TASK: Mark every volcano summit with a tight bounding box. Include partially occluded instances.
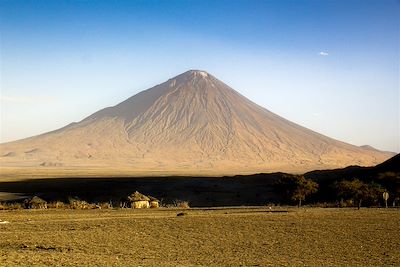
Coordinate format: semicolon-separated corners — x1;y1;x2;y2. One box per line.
0;70;394;174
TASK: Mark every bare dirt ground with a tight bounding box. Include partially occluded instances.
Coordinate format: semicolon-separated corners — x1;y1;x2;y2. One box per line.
0;208;399;266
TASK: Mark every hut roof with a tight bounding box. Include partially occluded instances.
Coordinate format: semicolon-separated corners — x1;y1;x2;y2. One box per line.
148;195;159;202
128;191;150;202
27;196;47;204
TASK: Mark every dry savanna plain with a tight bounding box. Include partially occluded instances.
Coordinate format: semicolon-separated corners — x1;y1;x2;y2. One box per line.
0;207;399;267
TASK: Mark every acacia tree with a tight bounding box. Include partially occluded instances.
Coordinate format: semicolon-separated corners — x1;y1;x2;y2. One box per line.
335;179;384;209
292;176;319;207
276;175;318;207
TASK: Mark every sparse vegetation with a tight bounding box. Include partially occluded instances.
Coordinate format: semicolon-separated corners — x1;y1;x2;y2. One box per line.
275;175;318;207
97;202;113;209
0;194;180;211
47;201;66;209
0;202;24;210
68;197;93;209
334;179;385;209
173;200;190;209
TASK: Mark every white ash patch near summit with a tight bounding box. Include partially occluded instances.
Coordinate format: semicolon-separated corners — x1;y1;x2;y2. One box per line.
199;71;208;77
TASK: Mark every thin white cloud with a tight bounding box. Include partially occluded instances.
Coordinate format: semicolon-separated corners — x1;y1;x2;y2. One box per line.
0;95;56;104
319;51;329;56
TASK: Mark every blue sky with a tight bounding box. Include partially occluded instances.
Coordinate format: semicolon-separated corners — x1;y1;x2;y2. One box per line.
1;0;399;152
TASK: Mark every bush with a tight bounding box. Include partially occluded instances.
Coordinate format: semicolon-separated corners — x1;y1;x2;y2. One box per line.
47;201;66;209
97;202;113;209
68;197;94;209
0;202;24;210
174;200;190;209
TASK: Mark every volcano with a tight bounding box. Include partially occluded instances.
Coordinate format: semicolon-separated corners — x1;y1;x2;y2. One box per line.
0;70;394;174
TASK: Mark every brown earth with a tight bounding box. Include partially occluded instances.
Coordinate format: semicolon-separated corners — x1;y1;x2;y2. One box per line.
0;208;399;266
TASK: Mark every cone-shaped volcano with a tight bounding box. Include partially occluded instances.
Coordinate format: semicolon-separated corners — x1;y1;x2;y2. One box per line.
0;70;394;174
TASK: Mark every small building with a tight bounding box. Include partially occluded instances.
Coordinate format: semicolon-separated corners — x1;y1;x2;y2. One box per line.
148;196;160;208
128;191;150;209
25;196;47;209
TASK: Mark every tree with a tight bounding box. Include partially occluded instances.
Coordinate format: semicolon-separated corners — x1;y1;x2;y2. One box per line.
335;179;385;209
276;175;318;207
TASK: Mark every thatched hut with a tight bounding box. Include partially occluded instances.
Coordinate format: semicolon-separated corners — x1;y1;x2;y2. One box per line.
25;196;47;209
148;196;160;208
128;191;150;209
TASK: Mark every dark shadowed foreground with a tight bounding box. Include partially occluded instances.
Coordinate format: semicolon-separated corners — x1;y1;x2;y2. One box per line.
0;176;280;206
1;154;398;207
0;208;398;266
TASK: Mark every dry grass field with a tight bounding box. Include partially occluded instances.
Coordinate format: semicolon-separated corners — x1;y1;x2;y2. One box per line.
0;208;398;266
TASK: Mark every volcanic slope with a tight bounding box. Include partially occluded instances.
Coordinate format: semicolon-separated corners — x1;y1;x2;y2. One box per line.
0;70;394;174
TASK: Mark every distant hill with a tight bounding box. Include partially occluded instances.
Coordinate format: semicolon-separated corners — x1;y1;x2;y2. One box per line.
305;153;400;182
0;70;394;174
302;154;400;204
